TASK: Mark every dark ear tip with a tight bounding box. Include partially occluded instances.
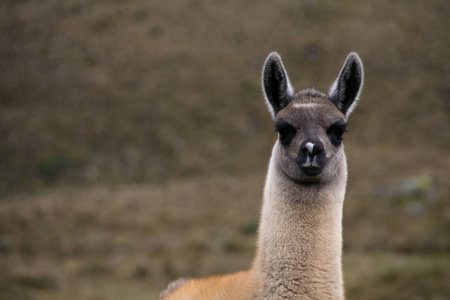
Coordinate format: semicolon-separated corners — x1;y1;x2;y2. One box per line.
265;52;282;65
346;52;363;67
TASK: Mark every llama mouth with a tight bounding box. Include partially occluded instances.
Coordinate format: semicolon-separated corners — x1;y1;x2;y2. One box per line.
287;172;322;185
299;176;322;184
300;166;323;177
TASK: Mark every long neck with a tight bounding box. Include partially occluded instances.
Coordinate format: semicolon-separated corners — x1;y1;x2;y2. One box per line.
253;144;347;300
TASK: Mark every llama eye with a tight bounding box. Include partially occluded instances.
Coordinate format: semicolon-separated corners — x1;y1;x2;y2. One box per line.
275;119;296;146
278;129;296;146
333;128;344;138
327;121;348;146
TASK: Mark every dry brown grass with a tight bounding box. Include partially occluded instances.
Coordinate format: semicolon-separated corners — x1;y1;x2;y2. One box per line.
1;175;449;299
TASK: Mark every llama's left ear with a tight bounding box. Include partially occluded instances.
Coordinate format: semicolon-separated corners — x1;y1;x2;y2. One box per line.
328;52;364;118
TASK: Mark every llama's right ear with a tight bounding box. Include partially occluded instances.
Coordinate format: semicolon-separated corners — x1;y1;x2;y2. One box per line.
328;52;364;119
262;52;294;120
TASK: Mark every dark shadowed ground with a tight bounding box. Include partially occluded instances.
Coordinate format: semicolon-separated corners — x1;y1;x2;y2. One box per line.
0;1;449;299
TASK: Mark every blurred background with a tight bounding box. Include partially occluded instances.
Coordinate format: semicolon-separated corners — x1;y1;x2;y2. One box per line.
0;0;449;299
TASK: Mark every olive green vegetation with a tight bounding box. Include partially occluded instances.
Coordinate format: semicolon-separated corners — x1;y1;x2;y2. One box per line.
0;0;449;299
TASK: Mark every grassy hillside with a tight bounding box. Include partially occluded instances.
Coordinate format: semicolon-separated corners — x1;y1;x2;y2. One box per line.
1;177;450;300
0;0;449;299
1;0;448;193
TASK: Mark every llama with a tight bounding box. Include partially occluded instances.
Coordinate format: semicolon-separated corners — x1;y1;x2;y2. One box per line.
160;51;364;300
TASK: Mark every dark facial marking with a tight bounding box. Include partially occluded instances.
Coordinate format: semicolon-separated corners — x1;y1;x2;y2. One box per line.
327;120;348;146
275;119;296;146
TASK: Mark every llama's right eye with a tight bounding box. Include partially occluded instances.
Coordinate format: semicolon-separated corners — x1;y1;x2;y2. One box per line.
275;119;296;146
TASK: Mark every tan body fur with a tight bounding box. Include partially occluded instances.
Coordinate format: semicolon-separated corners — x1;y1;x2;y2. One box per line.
162;271;256;300
253;140;346;299
160;127;346;300
160;52;363;299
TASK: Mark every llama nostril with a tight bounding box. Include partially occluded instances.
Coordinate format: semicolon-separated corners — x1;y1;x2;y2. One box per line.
314;144;324;154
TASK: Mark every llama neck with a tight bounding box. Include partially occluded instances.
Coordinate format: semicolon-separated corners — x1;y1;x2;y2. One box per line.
253;144;347;300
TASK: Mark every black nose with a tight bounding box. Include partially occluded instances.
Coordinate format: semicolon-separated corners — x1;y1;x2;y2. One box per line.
300;140;324;156
297;139;327;176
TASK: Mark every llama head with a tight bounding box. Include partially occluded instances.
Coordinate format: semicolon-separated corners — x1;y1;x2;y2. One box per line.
262;52;364;184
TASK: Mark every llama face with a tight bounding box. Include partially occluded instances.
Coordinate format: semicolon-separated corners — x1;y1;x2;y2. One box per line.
274;93;347;184
262;52;363;184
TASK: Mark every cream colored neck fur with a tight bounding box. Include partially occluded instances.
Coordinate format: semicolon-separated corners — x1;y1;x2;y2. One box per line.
252;142;347;300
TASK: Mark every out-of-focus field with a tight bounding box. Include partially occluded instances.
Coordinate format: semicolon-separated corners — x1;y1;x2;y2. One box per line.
1;176;450;300
0;0;449;299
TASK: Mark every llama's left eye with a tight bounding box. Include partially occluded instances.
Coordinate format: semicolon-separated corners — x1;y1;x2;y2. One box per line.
333;128;344;138
327;121;348;146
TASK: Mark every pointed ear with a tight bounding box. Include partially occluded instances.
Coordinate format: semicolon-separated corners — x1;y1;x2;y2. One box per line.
262;52;294;120
328;52;364;118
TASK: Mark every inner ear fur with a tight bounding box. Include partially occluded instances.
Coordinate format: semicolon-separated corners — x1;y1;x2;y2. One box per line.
328;52;364;118
262;52;294;120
